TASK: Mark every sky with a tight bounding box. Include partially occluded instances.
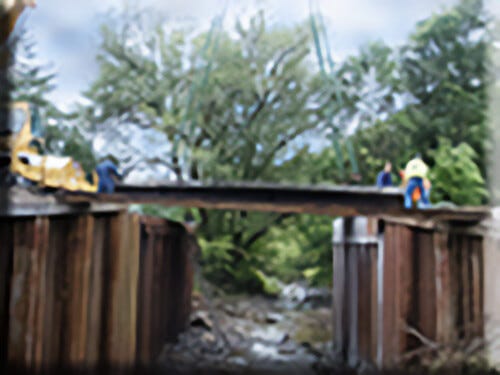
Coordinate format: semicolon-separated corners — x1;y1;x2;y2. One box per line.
12;0;498;110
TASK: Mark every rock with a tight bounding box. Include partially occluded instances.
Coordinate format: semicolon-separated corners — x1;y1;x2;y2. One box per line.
280;282;308;309
281;283;307;302
201;332;216;344
190;311;213;330
227;356;248;367
223;304;237;316
304;288;332;308
253;311;266;323
278;333;290;345
300;342;323;358
265;312;284;324
278;342;297;355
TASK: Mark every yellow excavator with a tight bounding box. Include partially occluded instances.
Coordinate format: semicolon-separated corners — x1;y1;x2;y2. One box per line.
6;101;100;192
1;1;100;192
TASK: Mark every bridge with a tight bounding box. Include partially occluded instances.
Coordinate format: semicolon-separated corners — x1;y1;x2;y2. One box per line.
1;1;497;372
57;182;489;222
0;182;497;372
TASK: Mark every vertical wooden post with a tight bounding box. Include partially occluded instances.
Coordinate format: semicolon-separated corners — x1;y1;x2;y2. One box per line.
66;215;95;365
32;217;50;371
376;220;384;367
7;217;50;370
461;237;471;341
0;219;13;368
106;212;140;366
136;217;195;365
85;216;107;366
381;223;396;366
470;238;482;337
136;220;155;364
434;231;453;344
397;225;414;356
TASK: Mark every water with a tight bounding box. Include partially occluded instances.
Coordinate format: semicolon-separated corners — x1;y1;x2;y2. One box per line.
159;291;339;374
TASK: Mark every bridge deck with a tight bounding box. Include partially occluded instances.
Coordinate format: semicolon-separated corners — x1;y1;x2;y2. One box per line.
58;182;489;222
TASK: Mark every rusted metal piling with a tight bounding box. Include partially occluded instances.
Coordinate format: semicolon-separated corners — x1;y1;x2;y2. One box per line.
333;214;489;369
0;203;194;371
136;216;195;365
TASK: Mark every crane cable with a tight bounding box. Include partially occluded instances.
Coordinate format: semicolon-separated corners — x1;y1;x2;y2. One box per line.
173;1;229;176
184;3;227;166
318;7;359;177
172;15;219;158
309;0;360;180
309;7;345;180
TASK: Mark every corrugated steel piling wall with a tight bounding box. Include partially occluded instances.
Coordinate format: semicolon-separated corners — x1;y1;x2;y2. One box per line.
0;206;194;371
333;216;486;369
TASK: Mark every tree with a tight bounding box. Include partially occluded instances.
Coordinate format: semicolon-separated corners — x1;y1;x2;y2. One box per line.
399;0;489;173
82;1;492;292
84;9;336;290
318;41;404;135
10;29;56;110
82;9;189;177
429;137;488;205
10;29;97;172
44;123;96;173
349;0;490;192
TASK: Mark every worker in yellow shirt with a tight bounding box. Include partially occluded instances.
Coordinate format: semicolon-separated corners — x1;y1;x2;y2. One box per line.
399;169;432;208
403;153;431;209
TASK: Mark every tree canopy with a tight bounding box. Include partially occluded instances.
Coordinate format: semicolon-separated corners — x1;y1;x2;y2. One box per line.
18;0;491;292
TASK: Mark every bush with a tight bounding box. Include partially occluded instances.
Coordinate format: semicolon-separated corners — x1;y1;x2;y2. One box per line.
429;138;488;206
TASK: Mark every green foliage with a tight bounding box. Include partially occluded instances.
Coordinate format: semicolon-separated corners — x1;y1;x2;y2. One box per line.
11;31;57;110
81;0;490;293
398;0;489;172
10;29;97;173
429;138;488;205
350;0;489;196
84;8;335;292
85;10;318;183
44;124;96;173
248;214;333;287
253;270;283;296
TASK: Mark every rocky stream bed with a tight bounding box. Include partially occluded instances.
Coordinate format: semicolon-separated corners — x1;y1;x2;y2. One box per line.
158;284;352;374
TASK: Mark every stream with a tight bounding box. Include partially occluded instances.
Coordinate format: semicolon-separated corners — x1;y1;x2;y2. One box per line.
159;283;351;374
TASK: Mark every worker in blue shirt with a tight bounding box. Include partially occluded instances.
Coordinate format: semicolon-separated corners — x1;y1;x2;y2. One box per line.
376;161;393;188
96;159;123;193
